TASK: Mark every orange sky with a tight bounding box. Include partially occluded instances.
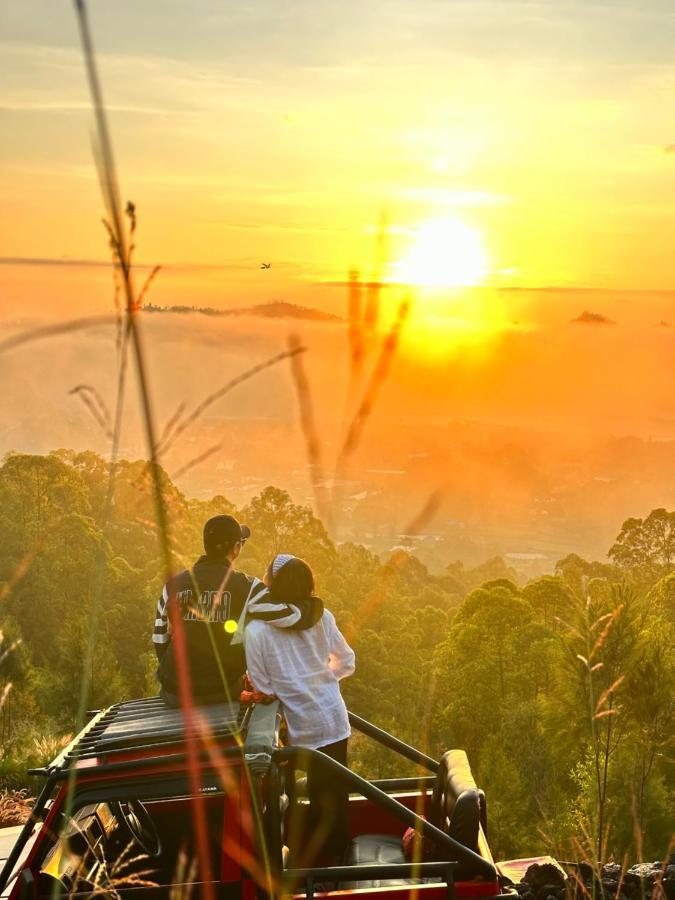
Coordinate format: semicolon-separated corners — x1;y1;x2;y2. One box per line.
2;0;675;320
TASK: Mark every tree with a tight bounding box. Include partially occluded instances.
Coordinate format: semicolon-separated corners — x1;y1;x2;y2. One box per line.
444;556;519;594
645;570;675;625
523;575;574;631
554;553;618;595
431;582;558;857
239;487;336;575
608;508;675;582
0;452;90;565
623;608;674;855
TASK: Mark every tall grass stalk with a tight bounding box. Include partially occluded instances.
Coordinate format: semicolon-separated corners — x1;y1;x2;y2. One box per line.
286;332;332;529
155;345;306;458
72;3;223;896
69;384;114;439
333;295;410;495
72;3;290;894
559;585;627;865
0;315;116;357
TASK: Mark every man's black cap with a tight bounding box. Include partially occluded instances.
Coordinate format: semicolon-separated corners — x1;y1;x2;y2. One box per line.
203;515;251;556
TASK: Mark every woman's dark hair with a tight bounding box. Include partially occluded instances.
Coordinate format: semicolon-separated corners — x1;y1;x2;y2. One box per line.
267;557;315;604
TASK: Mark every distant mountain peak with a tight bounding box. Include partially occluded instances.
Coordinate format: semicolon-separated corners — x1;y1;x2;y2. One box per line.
143;300;342;322
230;300;342;322
570;310;616;326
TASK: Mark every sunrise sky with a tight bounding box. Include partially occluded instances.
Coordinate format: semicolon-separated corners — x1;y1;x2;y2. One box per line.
2;0;675;319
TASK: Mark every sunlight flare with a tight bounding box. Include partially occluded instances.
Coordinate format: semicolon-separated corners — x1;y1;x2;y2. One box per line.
393;217;488;288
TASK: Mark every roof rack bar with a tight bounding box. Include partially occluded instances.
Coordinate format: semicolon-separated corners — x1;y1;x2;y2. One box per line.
348;712;439;772
66;730;211;753
46;707;111;770
47;743;245;781
81;709;171;727
109;695;166;706
78;701;241;729
67;722;242;754
85;717;241;741
95;701;198;718
69;734;243;761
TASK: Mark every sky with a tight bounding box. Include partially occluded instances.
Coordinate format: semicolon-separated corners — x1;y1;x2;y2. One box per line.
2;0;675;319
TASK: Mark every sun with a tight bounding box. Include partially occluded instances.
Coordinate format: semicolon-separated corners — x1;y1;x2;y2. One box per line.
392;217;488;288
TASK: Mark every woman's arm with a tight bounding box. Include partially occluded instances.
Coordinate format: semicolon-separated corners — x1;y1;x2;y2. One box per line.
327;614;356;680
244;624;276;695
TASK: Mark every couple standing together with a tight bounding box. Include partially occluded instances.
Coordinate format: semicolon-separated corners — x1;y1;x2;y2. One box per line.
151;513;356;864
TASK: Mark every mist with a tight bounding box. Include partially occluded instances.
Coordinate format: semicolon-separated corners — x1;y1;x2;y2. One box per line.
3;285;675;575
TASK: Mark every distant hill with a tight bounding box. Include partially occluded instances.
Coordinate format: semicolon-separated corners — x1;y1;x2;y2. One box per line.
570;309;616;326
143;300;342;322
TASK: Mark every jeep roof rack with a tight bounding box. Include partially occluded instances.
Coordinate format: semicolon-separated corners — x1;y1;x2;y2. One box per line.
28;695;247;779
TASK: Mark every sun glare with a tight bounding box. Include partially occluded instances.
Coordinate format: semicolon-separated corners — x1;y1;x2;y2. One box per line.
393;217;488;288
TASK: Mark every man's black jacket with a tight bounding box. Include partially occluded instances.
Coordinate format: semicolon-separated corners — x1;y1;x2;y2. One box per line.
152;555;264;701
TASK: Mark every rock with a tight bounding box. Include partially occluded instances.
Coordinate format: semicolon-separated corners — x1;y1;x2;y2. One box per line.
578;862;596;884
523;864;568;892
603;865;623;881
628;863;659;881
661;867;675;900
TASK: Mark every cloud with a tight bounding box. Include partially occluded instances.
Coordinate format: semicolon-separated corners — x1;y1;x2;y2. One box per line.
0;256;292;273
0;256;112;268
570;310;616;326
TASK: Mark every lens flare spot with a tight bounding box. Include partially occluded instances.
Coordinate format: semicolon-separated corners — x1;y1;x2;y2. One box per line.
224;619;238;634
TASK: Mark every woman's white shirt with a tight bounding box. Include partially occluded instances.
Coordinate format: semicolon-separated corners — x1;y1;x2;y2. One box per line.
244;610;355;750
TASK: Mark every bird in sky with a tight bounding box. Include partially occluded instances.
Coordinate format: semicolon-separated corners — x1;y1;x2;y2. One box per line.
260;262;271;270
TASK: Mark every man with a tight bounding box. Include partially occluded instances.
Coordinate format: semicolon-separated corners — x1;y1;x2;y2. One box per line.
152;514;266;706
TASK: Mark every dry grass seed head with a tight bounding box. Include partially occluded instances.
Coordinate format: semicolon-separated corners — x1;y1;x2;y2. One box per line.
337;295;410;467
171;445;221;481
0;789;34;827
155;345;307;458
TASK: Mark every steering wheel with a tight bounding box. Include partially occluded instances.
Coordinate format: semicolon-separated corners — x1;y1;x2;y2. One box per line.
111;800;162;858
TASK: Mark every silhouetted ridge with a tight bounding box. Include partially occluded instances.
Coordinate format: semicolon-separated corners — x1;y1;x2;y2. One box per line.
143;300;341;322
570;310;616;325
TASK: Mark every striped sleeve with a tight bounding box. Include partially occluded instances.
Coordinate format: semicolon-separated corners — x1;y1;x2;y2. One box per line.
152;584;172;645
245;583;304;628
230;578;268;646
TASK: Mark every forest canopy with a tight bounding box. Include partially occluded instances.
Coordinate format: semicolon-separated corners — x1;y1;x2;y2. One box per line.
0;450;672;862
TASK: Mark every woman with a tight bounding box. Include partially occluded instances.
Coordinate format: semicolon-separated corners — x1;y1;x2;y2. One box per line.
244;554;355;865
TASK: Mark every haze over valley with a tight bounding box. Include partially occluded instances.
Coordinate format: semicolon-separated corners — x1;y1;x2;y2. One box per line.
3;284;675;575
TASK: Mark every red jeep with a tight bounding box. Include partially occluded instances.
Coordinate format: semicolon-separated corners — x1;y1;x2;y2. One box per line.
0;697;538;899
